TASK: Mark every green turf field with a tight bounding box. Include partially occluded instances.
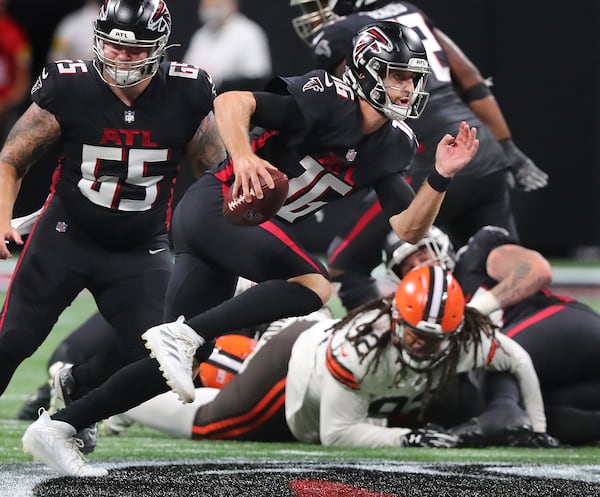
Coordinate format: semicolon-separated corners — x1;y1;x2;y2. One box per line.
2;291;600;497
1;290;600;468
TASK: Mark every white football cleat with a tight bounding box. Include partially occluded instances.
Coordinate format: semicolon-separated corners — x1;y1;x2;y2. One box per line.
22;409;108;477
142;316;204;403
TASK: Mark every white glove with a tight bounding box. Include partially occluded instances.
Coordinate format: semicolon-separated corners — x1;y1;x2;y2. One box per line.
500;139;548;192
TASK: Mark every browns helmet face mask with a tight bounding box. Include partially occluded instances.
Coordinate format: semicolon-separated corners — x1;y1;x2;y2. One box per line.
343;21;430;121
93;0;172;88
384;226;456;283
392;265;465;371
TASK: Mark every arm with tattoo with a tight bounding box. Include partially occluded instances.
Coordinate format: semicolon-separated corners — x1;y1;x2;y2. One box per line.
0;102;60;257
186;111;227;177
484;244;553;309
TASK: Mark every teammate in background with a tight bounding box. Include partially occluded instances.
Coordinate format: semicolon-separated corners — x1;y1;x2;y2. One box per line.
101;267;549;449
385;225;600;446
0;0;31;143
291;0;549;311
47;0;105;62
183;0;272;92
2;0;226;477
22;20;478;477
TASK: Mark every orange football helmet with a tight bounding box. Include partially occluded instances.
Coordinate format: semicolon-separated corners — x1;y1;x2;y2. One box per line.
393;265;465;370
199;334;257;388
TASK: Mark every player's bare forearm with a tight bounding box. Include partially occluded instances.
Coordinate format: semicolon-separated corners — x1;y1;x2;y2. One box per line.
187;112;227;176
486;244;553;308
0;102;60;178
388;183;443;243
213;91;256;160
468;97;511;140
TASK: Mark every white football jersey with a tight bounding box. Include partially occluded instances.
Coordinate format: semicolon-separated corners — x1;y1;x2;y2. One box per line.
285;309;545;447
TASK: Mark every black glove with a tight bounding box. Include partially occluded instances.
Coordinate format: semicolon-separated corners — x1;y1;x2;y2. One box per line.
401;427;460;448
521;432;561;448
500;138;548;192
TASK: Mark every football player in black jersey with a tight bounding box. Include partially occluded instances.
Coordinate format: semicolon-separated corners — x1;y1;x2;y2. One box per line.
5;0;226;477
291;0;549;311
385;225;600;446
21;20;478;477
140;20;478;407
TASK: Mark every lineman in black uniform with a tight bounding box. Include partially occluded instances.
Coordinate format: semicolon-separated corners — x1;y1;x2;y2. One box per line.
22;20;479;477
453;226;600;445
8;0;225;477
386;225;600;445
291;0;549;310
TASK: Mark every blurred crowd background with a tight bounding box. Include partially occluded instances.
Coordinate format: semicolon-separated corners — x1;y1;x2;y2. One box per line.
3;0;599;259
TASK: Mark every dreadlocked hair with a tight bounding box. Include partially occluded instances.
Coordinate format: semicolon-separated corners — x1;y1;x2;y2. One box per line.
328;296;395;377
407;306;499;422
325;298;499;423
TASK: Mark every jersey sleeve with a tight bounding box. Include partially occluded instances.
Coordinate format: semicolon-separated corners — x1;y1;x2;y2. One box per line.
279;70;356;132
479;332;546;433
455;225;518;297
319;365;413;447
30;61;73;119
168;62;216;120
465;226;518;255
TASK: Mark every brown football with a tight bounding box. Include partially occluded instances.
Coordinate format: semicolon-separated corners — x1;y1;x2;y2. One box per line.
223;169;289;226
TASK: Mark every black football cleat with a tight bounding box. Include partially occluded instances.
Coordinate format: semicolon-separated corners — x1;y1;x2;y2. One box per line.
449;417;486;448
17;383;51;421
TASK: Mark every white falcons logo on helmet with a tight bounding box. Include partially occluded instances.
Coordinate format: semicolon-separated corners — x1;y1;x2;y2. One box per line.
147;1;170;33
352;27;393;65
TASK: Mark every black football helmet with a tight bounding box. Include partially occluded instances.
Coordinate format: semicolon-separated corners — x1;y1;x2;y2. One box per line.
383;226;456;283
343;21;430;121
93;0;171;88
290;0;339;46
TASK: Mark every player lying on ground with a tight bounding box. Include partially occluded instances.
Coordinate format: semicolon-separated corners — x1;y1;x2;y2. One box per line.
101;267;552;449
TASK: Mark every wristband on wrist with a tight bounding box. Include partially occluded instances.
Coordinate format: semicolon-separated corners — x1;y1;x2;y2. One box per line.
427;168;452;193
462;81;492;103
467;289;500;315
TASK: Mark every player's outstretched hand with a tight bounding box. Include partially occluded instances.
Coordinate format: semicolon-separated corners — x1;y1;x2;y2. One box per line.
434;121;479;178
500;139;548;192
400;427;461;448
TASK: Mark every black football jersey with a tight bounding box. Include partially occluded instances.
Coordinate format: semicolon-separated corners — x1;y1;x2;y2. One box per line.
454;226;568;326
314;2;506;184
30;60;215;247
213;70;417;224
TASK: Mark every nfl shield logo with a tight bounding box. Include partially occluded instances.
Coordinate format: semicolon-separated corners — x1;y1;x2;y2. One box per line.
55;222;68;233
345;149;357;162
124;110;135;123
